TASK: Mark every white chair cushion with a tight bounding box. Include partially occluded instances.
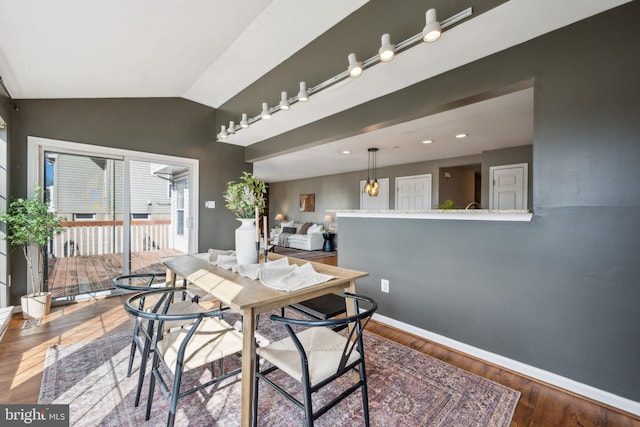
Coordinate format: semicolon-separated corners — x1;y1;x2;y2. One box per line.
156;317;243;374
257;327;360;387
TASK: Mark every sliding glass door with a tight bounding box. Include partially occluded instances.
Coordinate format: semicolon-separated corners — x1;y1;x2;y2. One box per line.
29;139;198;300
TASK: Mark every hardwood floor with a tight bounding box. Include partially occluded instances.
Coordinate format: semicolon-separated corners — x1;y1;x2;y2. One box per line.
47;249;182;298
1;254;638;426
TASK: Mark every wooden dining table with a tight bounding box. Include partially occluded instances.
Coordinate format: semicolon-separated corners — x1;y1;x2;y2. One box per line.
162;252;368;427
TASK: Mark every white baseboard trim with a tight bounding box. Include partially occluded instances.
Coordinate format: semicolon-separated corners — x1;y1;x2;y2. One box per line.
373;313;640;417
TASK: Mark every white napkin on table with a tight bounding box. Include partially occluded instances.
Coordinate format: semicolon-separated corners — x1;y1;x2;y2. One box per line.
258;262;336;292
208;249;236;264
238;257;291;280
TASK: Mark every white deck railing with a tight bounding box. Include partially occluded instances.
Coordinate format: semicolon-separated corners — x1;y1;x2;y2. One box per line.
49;221;171;258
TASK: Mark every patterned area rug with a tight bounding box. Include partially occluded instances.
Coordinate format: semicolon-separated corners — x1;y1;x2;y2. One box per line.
39;312;519;426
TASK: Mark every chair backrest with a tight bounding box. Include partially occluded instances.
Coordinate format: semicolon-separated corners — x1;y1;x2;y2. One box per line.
124;287;222;323
112;272;169;292
269;292;378;375
124;288;229;360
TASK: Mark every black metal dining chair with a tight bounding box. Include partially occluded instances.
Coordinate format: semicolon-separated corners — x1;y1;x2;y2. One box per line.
113;272;204;407
124;287;243;427
253;293;378;427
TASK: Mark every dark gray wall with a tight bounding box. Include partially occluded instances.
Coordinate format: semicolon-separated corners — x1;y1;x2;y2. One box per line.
8;98;250;304
268;3;640;402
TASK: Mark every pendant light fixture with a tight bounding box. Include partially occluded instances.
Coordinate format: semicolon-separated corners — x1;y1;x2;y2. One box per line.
364;148;379;197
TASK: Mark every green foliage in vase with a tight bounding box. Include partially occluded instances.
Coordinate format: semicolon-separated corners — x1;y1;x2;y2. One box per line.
223;172;267;218
0;186;65;295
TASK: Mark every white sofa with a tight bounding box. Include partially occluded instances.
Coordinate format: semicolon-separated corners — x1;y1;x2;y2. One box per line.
277;222;325;251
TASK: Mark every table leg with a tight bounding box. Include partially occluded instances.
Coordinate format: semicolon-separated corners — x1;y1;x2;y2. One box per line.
165;267;177;287
344;279;357;317
241;308;256;427
344;280;361;380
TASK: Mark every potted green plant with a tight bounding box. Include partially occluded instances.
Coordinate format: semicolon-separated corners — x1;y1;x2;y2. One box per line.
223;172;267;218
223;172;267;265
0;186;65;319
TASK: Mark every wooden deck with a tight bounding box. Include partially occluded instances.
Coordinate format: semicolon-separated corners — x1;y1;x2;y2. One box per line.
46;249;183;298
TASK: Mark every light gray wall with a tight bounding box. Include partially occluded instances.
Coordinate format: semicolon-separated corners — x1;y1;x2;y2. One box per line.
269;148;528;214
267;3;640;403
8;97;251;304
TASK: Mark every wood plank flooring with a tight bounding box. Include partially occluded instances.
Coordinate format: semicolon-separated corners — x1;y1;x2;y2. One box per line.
47;249;182;298
1;253;638;426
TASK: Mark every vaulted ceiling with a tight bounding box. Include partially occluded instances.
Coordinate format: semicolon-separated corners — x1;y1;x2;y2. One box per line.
0;0;631;181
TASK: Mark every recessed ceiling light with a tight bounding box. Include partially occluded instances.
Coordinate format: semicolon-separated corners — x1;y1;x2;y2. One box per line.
455;133;468;139
342;150;350;154
422;139;433;144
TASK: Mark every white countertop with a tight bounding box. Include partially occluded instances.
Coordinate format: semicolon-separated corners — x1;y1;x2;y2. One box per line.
330;209;533;222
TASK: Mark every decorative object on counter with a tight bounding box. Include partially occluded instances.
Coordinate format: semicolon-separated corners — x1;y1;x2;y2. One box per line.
299;193;315;212
437;199;456;209
0;185;65;319
223;172;267;265
364;147;379;197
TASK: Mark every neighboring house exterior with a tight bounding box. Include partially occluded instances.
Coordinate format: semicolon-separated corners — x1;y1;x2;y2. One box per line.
46;153;189;255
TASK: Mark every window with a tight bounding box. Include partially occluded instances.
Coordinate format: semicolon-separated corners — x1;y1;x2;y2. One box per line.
73;213;95;220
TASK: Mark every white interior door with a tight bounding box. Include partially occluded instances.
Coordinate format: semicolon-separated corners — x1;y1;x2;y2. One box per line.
359;178;389;210
489;163;528;209
395;174;432;210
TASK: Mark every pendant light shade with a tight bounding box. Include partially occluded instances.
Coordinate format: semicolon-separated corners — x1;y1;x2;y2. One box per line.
297;81;309;102
348;53;363;78
422;9;442;42
379;33;395;62
219;125;228;139
228;121;235;134
240;113;249;128
364;148;379;197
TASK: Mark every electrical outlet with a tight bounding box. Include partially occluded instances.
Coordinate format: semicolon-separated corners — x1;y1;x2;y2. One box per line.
381;279;389;293
205;201;216;208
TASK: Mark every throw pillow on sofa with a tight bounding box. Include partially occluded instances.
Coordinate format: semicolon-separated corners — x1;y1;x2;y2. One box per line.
298;222;313;234
307;224;323;234
281;220;295;228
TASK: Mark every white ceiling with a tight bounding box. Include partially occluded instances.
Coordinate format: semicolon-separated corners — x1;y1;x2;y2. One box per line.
0;0;631;182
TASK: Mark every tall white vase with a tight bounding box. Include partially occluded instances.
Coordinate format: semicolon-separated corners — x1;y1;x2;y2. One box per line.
235;218;258;265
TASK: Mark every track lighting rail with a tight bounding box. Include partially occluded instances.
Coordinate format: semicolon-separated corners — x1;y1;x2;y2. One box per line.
218;7;472;140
